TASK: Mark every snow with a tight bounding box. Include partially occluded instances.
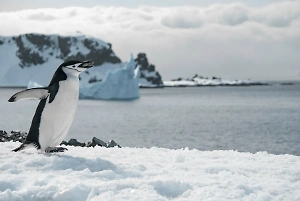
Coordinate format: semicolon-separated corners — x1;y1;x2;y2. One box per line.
164;77;267;87
163;80;197;87
1;141;300;201
79;55;140;100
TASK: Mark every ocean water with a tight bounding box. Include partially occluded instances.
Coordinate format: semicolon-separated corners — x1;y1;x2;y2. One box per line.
1;83;299;155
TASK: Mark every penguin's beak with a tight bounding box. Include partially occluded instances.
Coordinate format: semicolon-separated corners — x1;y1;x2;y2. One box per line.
79;60;94;68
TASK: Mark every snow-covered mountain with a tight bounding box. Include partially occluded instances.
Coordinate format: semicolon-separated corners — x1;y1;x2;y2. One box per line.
0;34;122;87
0;33;162;88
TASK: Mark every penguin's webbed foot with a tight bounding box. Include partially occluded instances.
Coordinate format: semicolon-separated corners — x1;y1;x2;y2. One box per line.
45;147;68;153
12;143;26;152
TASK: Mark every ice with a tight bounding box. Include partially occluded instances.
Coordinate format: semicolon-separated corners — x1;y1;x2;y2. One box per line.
79;55;140;100
0;142;300;201
27;81;43;89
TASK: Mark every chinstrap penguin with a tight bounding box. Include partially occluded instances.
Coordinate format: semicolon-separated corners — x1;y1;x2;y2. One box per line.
9;60;94;153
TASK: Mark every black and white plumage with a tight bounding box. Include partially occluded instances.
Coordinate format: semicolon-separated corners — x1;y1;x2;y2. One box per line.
9;60;94;153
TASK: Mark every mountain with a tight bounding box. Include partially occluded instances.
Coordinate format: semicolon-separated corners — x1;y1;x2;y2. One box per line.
135;53;164;88
0;33;162;88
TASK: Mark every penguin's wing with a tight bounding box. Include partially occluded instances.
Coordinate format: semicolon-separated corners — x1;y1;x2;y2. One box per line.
8;87;49;102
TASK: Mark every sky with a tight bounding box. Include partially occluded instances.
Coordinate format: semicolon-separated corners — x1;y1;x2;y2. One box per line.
0;0;299;81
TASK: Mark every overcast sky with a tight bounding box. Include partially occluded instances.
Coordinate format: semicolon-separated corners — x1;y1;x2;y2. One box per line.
0;0;299;81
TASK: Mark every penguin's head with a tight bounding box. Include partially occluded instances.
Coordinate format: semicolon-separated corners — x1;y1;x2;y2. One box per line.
61;60;94;76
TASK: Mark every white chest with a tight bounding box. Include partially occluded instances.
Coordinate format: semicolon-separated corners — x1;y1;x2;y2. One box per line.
39;76;79;149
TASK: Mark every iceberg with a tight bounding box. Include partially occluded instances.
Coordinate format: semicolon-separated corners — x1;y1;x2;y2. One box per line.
27;80;43;89
79;55;140;100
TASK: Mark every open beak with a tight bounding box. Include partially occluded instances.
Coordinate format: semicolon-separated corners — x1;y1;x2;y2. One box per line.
79;60;94;68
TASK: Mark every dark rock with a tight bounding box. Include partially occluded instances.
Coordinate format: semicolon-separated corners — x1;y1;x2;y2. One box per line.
86;141;97;147
15;35;45;68
135;53;164;87
0;130;7;136
212;76;220;80
92;137;107;147
0;130;27;142
67;138;86;147
58;36;71;58
107;140;121;148
0;129;121;148
26;34;52;49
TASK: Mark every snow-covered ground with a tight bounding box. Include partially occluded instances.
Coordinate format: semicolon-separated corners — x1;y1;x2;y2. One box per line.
1;142;299;201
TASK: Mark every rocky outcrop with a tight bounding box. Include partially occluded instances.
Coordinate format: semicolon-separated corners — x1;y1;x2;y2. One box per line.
135;53;164;88
0;130;121;148
0;130;27;142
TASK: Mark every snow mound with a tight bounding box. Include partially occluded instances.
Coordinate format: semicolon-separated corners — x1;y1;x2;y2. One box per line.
1;141;300;201
79;55;140;100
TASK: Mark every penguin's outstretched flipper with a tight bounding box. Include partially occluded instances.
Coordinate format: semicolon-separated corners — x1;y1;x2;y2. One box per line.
8;88;49;102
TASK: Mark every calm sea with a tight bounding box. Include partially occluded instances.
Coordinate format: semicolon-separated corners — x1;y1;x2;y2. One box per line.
1;82;299;155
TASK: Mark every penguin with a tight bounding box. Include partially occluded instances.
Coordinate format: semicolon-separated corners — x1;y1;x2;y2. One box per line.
9;60;94;153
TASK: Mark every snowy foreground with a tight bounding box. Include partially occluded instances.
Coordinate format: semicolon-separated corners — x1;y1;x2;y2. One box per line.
1;142;300;201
